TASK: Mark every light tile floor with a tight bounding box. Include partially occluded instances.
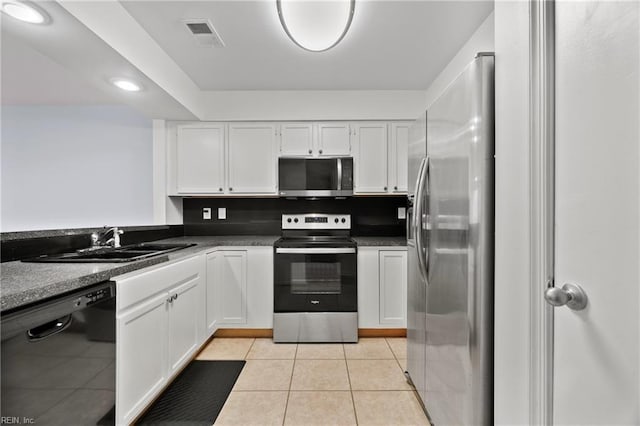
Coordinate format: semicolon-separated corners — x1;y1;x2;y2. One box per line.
197;337;430;426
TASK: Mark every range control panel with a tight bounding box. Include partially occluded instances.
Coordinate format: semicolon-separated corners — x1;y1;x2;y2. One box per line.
281;214;351;230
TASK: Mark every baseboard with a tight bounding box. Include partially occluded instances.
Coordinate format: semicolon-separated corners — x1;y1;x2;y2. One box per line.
214;328;273;338
358;328;407;337
213;328;407;338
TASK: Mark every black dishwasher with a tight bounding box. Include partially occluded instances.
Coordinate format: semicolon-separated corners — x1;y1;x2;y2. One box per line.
1;281;116;425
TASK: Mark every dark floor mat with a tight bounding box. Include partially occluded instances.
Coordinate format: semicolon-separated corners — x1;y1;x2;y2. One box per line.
136;360;245;425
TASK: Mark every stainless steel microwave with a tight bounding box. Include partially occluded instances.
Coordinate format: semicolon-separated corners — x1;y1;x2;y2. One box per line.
278;157;353;197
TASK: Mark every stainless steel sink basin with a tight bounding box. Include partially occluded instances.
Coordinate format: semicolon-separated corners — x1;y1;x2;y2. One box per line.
23;243;196;263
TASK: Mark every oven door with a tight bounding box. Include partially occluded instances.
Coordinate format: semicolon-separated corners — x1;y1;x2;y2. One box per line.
274;247;357;312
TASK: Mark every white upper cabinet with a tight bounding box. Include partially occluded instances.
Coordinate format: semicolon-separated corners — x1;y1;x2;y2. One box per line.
388;122;409;193
353;122;389;193
353;121;410;194
280;122;351;157
170;120;408;195
279;122;314;156
227;123;278;194
316;122;352;156
176;124;225;194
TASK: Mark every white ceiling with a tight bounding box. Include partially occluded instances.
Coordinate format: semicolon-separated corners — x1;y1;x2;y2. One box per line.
1;32;118;105
121;0;494;90
0;0;493;118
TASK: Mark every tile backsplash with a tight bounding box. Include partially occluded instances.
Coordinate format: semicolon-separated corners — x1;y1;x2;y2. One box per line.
183;197;407;236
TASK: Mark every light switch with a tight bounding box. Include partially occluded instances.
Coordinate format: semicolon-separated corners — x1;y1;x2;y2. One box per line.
398;207;406;219
218;208;227;220
203;208;212;220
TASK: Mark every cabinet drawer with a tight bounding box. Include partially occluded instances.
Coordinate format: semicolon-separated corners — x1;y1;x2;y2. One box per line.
116;255;203;312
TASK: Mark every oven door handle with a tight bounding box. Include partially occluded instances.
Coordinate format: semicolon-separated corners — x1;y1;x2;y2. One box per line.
275;248;356;254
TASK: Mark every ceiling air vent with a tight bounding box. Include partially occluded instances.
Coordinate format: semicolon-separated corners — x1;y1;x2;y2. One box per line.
183;19;225;48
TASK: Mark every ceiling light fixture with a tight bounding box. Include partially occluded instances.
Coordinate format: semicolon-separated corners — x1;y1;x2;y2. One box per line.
277;0;355;52
110;78;142;92
1;1;47;24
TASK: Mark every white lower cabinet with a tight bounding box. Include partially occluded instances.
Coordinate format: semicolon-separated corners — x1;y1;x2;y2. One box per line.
208;250;247;325
115;255;206;425
358;247;407;328
167;278;201;374
116;292;167;426
206;247;273;329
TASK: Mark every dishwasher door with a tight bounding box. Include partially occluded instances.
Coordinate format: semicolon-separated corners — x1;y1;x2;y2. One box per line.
1;281;116;425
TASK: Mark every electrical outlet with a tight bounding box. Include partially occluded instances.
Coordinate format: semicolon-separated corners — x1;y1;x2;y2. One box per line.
398;207;406;219
203;208;212;220
218;208;227;220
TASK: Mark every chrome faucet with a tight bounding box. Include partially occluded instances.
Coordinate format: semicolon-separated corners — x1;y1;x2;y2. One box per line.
91;226;124;248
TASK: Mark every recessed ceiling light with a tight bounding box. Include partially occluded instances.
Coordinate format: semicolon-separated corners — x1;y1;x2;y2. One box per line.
1;1;46;24
277;0;355;52
110;78;142;92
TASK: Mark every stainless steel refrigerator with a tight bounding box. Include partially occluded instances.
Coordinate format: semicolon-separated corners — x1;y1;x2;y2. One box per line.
406;53;494;426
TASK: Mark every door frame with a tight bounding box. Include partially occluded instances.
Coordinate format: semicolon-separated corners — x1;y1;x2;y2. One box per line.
528;0;555;424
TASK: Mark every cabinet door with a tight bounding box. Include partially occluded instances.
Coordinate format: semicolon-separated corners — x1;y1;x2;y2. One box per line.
167;276;201;375
245;247;274;328
354;122;389;193
316;122;351;156
214;250;248;325
117;293;168;425
205;252;218;334
379;250;407;326
389;123;409;193
176;125;225;194
280;122;314;156
227;123;277;194
357;248;381;328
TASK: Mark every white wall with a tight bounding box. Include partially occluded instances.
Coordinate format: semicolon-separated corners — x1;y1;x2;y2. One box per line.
493;2;533;425
424;12;495;109
1;105;153;231
198;90;427;121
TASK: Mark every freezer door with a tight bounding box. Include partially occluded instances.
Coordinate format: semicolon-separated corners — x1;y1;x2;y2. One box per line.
424;54;494;426
406;204;427;407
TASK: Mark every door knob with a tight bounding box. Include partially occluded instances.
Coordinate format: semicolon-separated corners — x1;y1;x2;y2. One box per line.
544;283;588;310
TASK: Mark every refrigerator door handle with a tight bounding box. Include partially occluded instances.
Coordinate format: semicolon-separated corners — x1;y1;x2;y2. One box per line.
415;157;430;283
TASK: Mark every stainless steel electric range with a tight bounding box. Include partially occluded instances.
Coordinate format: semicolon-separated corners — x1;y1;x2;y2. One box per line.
273;214;357;343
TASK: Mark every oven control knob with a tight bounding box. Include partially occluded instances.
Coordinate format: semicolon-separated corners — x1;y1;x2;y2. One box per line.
334;218;339;223
341;218;346;223
287;218;292;223
294;218;299;223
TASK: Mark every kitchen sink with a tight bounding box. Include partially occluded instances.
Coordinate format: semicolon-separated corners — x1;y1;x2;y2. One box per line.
23;243;196;263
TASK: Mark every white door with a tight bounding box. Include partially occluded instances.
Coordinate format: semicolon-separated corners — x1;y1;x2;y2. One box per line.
280;122;314;156
214;250;248;325
176;125;225;194
378;249;407;326
116;293;167;425
389;123;409;193
553;1;639;424
166;276;201;374
353;122;388;193
227;123;277;194
316;122;351;156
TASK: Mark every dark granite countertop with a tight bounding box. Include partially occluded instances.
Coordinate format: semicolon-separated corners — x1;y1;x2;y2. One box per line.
1;225;180;242
353;237;407;247
0;235;279;313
